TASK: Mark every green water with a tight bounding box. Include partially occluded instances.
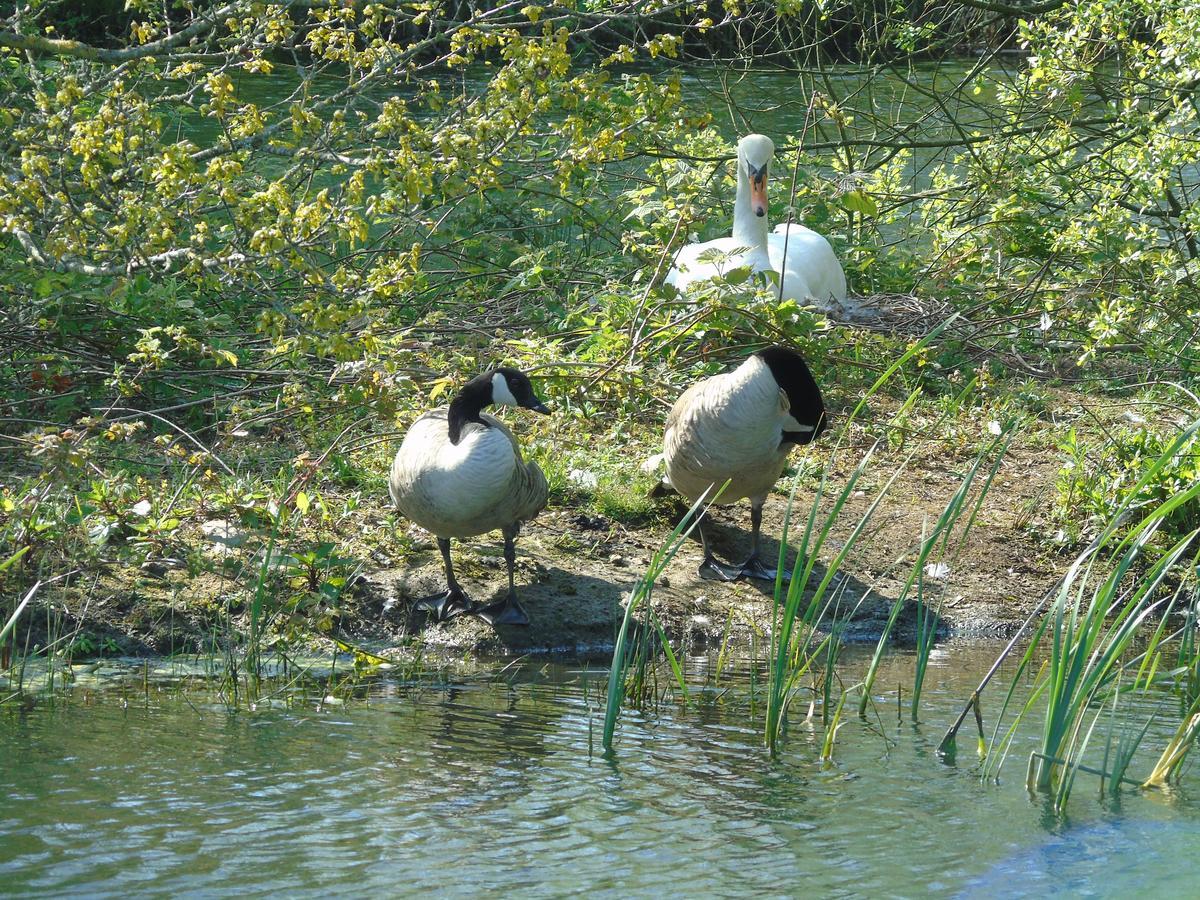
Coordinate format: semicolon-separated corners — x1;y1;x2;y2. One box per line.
2;643;1198;897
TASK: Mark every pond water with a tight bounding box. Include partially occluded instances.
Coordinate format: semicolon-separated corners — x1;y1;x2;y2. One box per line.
2;642;1197;897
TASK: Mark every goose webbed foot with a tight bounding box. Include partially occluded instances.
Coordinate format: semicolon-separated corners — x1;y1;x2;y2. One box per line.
699;556;744;581
474;592;530;627
739;554;790;583
414;587;474;622
699;554;790;583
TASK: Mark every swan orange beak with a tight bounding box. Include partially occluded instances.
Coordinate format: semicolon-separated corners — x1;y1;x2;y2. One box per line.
748;163;768;218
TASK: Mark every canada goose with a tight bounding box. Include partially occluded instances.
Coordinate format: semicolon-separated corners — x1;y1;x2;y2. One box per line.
666;134;847;311
389;368;550;626
663;346;825;581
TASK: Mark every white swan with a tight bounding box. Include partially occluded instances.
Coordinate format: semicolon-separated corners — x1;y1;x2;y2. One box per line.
663;346;826;581
389;368;549;626
665;134;847;312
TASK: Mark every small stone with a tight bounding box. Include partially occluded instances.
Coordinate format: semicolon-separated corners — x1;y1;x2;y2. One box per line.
568;468;599;489
200;519;248;548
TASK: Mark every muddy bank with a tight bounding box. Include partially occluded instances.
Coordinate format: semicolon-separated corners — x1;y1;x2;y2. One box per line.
17;442;1063;662
353;443;1062;656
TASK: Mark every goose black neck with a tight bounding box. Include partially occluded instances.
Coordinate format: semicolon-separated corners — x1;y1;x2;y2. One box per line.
446;374;494;445
755;346;826;444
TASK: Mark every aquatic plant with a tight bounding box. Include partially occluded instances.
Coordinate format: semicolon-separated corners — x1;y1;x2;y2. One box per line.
974;416;1200;808
895;426;1014;721
763;441;897;754
1143;698;1200;788
763;327;961;753
602;485;717;753
0;549;32;651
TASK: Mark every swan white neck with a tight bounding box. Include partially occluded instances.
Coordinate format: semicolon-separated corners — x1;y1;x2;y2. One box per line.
732;157;769;254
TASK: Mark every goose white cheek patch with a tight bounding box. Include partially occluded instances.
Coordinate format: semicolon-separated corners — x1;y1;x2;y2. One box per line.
782;413;815;433
491;372;518;406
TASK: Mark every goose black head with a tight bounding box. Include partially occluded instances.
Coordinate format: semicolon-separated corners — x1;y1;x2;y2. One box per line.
754;346;826;445
488;367;550;414
447;367;549;444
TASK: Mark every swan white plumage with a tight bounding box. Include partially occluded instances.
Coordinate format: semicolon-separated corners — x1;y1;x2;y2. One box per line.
389;368;549;626
663;346;826;581
665;134;848;312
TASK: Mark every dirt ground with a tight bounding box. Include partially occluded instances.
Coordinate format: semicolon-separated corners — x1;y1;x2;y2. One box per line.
33;439;1065;661
349;440;1064;657
29;409;1073;662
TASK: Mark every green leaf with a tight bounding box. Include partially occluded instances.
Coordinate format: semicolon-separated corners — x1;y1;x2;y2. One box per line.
0;546;29;572
720;265;752;285
841;190;878;217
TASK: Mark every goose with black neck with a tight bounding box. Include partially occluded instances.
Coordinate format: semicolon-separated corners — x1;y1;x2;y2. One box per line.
389;368;550;626
662;345;826;582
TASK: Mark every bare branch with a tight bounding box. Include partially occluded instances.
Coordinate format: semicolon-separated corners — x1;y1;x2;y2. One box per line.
9;228;246;277
0;2;242;63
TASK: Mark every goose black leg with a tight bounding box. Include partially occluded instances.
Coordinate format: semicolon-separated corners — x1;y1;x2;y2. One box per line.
474;526;530;626
699;520;743;581
414;537;474;622
739;502;787;582
698;504;788;583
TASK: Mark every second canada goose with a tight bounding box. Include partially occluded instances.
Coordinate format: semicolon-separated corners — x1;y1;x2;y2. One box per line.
663;346;825;581
389;368;550;626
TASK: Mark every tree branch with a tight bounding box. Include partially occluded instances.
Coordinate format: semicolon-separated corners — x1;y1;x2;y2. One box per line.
0;2;242;63
954;0;1069;16
9;228;245;277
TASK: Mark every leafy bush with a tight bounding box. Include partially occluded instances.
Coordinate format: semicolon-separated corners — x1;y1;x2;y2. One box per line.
1055;424;1200;545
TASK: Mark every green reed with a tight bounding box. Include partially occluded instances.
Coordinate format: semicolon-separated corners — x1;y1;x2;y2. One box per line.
602;484;718;753
904;426;1014;721
764;323;965;754
1144;696;1200;787
978;417;1200;808
764;441;904;753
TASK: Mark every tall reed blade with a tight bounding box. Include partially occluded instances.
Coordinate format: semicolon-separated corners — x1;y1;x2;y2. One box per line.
1144;697;1200;787
980;454;1200;801
602;483;722;754
0;579;40;647
860;426;1013;718
765;443;902;752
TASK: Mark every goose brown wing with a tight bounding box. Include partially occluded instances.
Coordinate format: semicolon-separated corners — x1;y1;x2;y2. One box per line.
481;413;548;524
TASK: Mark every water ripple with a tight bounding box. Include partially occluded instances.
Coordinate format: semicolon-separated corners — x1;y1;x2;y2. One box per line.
1;646;1198;897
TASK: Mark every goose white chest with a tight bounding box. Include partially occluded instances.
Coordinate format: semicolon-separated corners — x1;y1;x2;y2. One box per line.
390;410;523;538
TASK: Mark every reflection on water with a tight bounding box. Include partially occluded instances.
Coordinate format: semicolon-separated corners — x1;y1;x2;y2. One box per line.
1;643;1196;897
